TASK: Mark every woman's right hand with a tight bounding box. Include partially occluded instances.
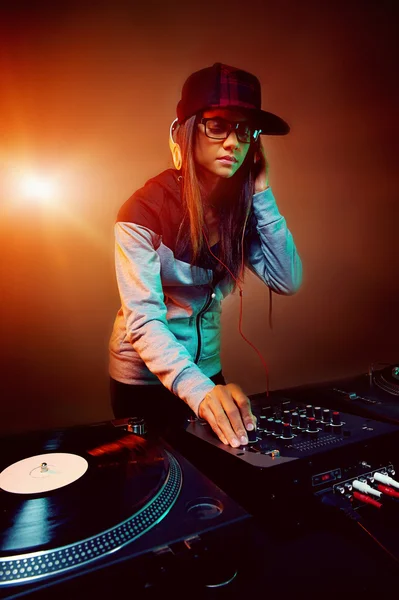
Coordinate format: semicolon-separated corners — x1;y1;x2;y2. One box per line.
198;383;256;447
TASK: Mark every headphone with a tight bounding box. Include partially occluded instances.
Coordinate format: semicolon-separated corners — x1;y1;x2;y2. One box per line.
169;118;182;170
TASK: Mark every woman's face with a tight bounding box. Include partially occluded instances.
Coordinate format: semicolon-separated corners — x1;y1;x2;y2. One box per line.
194;108;252;184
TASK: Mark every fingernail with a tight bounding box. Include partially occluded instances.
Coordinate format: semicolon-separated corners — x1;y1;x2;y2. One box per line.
240;436;248;445
246;422;254;431
231;438;240;447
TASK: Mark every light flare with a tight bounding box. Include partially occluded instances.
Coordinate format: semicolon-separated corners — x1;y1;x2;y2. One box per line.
19;173;57;205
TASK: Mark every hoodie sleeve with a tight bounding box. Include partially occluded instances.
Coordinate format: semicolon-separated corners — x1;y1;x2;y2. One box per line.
246;187;302;294
114;219;216;417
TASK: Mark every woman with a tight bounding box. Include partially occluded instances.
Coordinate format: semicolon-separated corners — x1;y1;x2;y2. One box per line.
109;62;302;447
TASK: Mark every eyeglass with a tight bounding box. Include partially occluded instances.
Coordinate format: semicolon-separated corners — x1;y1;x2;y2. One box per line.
199;117;261;144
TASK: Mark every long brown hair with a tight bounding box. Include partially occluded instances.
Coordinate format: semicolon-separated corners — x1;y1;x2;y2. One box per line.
175;114;259;291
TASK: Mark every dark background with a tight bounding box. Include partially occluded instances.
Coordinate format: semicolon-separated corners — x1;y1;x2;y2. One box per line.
1;0;398;434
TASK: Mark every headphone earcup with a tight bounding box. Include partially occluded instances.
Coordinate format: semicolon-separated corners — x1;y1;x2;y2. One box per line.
169;119;182;170
173;144;182;170
169;139;182;171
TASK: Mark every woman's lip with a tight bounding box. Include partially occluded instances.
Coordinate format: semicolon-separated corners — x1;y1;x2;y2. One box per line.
217;157;237;163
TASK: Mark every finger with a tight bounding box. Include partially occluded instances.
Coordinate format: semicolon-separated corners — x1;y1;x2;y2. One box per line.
200;405;232;446
218;397;249;444
212;423;229;446
211;388;250;445
200;388;252;447
214;408;243;447
228;387;256;431
207;399;245;447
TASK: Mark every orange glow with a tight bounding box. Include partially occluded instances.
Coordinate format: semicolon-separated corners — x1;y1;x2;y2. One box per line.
19;173;57;204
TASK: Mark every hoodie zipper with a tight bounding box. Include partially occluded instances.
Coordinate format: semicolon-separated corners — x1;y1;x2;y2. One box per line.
194;283;215;364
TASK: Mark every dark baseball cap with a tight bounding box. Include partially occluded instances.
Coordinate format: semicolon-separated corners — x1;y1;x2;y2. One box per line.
176;62;289;135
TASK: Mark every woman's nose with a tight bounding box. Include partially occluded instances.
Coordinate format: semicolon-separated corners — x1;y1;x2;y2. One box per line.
223;130;240;149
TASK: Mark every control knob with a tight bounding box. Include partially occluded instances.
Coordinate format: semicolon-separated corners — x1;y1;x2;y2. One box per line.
261;406;274;418
331;411;342;427
306;404;314;418
291;412;299;427
281;422;294;439
299;414;308;429
247;428;258;444
307;417;318;433
283;411;292;424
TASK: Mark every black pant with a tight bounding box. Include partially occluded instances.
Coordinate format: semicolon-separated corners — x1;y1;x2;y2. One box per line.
110;371;226;437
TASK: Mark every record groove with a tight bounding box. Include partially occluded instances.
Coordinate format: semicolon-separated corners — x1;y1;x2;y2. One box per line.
0;451;182;586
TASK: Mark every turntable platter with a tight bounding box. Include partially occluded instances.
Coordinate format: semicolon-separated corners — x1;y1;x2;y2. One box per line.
374;365;399;396
0;453;88;494
0;422;182;586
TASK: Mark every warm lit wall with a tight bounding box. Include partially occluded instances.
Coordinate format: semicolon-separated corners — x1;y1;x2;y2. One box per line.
1;1;398;434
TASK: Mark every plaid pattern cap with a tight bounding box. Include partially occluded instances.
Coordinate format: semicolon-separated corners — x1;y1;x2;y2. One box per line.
176;62;289;135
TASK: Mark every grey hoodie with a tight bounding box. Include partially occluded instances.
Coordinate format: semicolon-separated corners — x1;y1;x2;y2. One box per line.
109;169;302;416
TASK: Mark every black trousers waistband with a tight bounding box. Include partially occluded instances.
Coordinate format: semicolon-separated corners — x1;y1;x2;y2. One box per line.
110;372;226;436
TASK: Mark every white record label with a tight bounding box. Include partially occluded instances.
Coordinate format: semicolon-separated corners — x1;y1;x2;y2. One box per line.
0;453;89;494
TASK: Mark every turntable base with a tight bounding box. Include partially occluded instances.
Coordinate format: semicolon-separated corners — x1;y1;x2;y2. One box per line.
0;419;249;598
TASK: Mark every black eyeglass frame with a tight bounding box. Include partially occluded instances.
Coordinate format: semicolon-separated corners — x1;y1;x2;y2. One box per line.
199;117;261;144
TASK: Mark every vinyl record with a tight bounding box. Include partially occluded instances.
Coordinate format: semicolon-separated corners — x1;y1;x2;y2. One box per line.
0;421;180;563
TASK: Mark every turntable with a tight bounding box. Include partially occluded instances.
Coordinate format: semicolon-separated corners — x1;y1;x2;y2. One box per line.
0;418;250;598
277;363;399;425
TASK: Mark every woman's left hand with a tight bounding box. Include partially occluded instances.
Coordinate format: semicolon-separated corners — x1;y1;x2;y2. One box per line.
254;140;270;194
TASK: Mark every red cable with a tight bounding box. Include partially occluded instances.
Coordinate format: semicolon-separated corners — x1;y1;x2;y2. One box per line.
202;220;270;395
377;484;399;499
357;521;399;565
353;491;382;509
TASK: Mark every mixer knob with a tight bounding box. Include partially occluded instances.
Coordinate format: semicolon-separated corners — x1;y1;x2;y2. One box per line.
332;411;342;426
291;412;299;427
306;405;314;418
247;428;258;444
299;414;308;429
274;420;283;436
307;417;318;433
314;407;322;420
267;418;275;433
281;423;293;439
261;406;274;418
283;411;292;424
322;409;331;423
